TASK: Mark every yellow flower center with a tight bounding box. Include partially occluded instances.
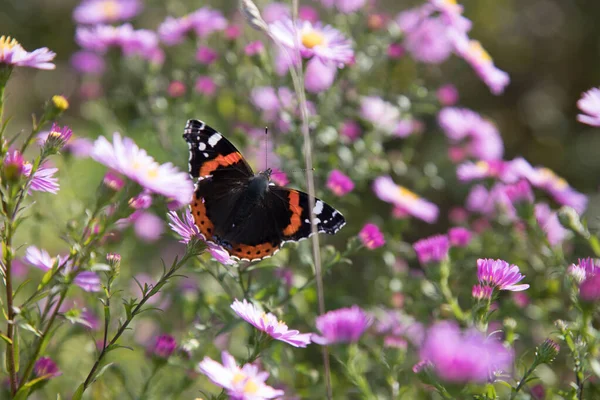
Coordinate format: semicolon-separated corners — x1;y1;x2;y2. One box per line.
398;186;419;201
102;0;119;19
539;168;568;189
243;379;259;394
475;160;489;172
52;95;69;111
0;36;19;58
444;0;458;5
48;130;62;139
232;372;246;384
301;31;325;49
147;167;159;179
469;40;492;63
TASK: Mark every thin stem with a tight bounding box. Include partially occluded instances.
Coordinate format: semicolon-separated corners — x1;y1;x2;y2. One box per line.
510;362;538;400
4;220;17;395
439;259;466;322
139;363;161;399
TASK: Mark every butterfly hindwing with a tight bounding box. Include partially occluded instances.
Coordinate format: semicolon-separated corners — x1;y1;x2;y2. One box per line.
183;119;253;180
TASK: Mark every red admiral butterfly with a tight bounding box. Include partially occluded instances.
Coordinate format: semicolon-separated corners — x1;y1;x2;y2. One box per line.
183;119;346;262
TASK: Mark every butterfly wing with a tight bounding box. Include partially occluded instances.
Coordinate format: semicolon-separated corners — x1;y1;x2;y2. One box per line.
183;119;253;180
222;186;346;261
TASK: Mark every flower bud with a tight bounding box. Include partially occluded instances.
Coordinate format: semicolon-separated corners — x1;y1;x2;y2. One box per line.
558;206;589;238
34;357;62;379
106;253;121;276
239;0;269;32
152;334;177;359
535;339;559;364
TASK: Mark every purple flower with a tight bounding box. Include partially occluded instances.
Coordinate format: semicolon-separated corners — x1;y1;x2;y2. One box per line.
477;258;529;292
133;212;165;242
457;160;519;183
24;246;66;271
0;35;56;70
41;123;73;150
3;150;27;180
304;57;337;93
568;263;587;284
437;84;459;106
312;305;371;345
374;310;424;347
190;7;228;37
158;16;192;45
129;192;152;209
419;321;513;383
196;46;218;65
70;51;105;75
74;271;102;292
580;274;600;302
244;41;264;56
231;299;312;347
373;176;439;223
28;164;60;194
263;2;290;23
271;168;289;186
535;203;569;246
503;180;535;204
198;351;284;400
340;120;361;141
34;357;62;379
194;76;217;96
326;170;354;196
76;24;158;61
387;43;405;59
73;0;141;24
91;133;193;205
577;87;600;126
448;227;472;247
299;6;320;22
472;284;493;300
152;334;177;358
403;16;454;64
167;80;186;98
360;96;401;135
103;171;125;191
413;234;450;265
358;223;385;249
167;209;236;265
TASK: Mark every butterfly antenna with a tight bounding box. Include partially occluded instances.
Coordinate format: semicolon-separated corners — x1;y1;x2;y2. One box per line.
264;126;268;171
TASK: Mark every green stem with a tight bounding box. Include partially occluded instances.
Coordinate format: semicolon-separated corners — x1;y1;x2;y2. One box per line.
138;363;161;400
439;259;466;322
4;219;17;395
510;362;539;399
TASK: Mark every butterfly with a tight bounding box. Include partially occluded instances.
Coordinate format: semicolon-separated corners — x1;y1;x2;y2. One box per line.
183;119;346;262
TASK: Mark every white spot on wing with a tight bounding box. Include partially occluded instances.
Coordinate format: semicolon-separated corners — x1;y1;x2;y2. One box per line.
199;142;207;151
208;133;222;147
313;200;324;215
203;152;209;158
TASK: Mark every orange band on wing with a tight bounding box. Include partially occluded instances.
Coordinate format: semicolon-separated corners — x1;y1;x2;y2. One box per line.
199;152;243;177
283;190;303;236
230;242;280;259
191;195;215;239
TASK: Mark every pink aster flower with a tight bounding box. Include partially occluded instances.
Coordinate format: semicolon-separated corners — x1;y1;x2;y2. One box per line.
413;234;450;265
503;180;535;204
158;7;226;44
472;284;493;300
270;168;289;186
312;305;371;345
40;123;73;150
387;43;405;59
76;24;159;61
194;76;218;96
419;321;513;383
580;274;600;302
70;51;105;75
199;352;284;400
304;57;337;93
402;16;454;64
231;299;312;347
457;160;520;183
358;223;385;249
151;334;177;359
448;227;472;247
73;0;142;25
373;176;439;223
477;258;529;292
326;170;354;196
74;271;102;292
34;357;62;379
577;87;600;126
167;209;236;265
263;2;290;23
569;258;600;284
360;96;402;135
244;41;265;56
133;212;164;242
0;36;56;70
535;203;569;246
340;120;361;141
322;0;366;14
3;150;28;180
28;164;60;194
196;46;218;65
91;133;193;205
437;84;459;106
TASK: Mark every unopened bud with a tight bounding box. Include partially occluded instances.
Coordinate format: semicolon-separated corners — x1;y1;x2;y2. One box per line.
239;0;269;33
535;339;560;364
557;206;589;238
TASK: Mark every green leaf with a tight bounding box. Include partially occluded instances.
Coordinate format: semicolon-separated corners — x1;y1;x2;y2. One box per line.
0;333;12;345
72;383;85;400
13;332;19;373
92;362;114;383
590;359;600;378
13;386;31;400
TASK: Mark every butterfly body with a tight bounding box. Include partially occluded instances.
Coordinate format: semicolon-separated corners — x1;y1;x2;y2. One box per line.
184;119;345;262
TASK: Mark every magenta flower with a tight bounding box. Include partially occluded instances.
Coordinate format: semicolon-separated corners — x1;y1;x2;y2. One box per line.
312;305;371;345
133;212;164;242
472;284;493;300
448;227;472;247
28;164;60;194
568;264;587;284
70;51;105;75
158;7;226;45
198;351;284;400
167;81;186;98
535;203;569;246
413;234;450;265
457;160;519;183
73;0;141;24
3;150;28;180
477;258;529;292
230;299;312;347
40;123;73;150
76;24;158;61
321;0;366;13
244;41;264;56
304;58;337;93
419;321;513;383
326;170;354;196
437;84;459;106
402;16;454;64
0;36;55;70
387;43;405;59
373;176;439;223
503;180;535;204
74;271;102;292
34;357;62;379
270;168;289;186
151;334;177;358
91;133;193;205
358;223;385;249
196;46;218;65
167;209;236;265
340;120;361;141
577;87;600;126
580;274;600;302
194;76;217;96
262;2;290;23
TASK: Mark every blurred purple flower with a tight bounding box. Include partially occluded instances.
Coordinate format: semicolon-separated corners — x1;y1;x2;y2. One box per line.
198;351;284;399
133;212;164;242
437;84;459;106
472;284;493;300
167;209;236;265
103;171;125;191
326;169;354;196
360;96;401;134
577;87;600;126
263;2;290;23
503;180;535;204
73;0;141;24
34;357;62;379
413;234;450;265
477;258;529;292
244;41;264;56
419;321;513;383
231;299;312;347
340;120;361;141
24;246;67;271
568;263;587;284
321;0;366;13
299;5;319;22
466;184;491;214
76;24;158;61
3;150;27;180
189;7;227;37
28;164;60;194
129;192;152;210
403;16;454;64
274;267;293;289
158;16;192;45
305;57;337;93
196;46;218;65
167;80;186;98
0;35;55;70
387;43;405;59
580;274;600;302
374;310;424;347
359;223;385;249
271;168;289;186
70;51;105;75
535;203;568;246
457;160;518;183
448;227;472;247
152;334;177;358
194;76;218;96
224;25;242;40
312;305;371;345
373;176;439;223
74;271;102;292
91;133;193;205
